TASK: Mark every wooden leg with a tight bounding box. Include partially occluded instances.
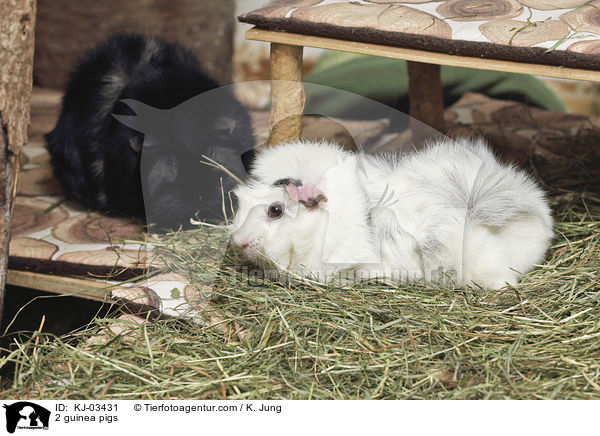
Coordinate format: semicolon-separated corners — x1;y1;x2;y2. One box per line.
407;61;445;144
268;43;305;146
0;0;37;327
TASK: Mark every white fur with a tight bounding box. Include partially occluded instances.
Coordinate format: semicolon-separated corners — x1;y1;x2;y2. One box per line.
229;138;554;289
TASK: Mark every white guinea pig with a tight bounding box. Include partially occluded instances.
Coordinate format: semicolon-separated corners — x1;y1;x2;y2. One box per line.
230;138;554;289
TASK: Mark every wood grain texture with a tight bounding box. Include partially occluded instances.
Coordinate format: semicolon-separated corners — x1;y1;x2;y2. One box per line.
519;0;590;11
568;40;600;55
0;0;37;326
241;0;321;19
28;86;61;138
51;213;143;244
246;28;600;82
369;0;436;3
480;19;569;47
0;0;36;154
23;143;51;165
408;61;445;142
112;286;160;308
6;270;115;301
11;196;68;236
56;248;150;270
561;2;600;36
183;283;214;312
437;0;522;22
9;237;57;259
16;167;62;196
291;3;452;39
268;43;305;145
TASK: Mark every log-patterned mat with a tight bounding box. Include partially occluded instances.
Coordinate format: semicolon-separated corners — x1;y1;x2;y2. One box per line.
11;89;150;280
240;1;600;71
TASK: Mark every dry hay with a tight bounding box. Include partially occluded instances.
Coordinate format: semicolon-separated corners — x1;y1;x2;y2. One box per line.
1;128;599;400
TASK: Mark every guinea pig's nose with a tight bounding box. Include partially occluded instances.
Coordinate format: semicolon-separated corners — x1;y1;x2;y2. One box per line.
231;232;250;250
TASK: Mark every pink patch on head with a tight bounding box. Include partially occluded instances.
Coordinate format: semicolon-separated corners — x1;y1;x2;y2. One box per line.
285;182;327;209
284;184;301;202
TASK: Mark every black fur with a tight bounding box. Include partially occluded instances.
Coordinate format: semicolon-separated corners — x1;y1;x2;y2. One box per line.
240;148;257;175
46;33;254;230
273;178;302;187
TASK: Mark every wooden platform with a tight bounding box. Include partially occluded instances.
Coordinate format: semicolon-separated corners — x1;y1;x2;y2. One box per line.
246;28;600;83
240;1;600;75
240;1;600;145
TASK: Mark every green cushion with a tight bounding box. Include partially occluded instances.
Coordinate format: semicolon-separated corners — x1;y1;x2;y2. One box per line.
304;52;566;118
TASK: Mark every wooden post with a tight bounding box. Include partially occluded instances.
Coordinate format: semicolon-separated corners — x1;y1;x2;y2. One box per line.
268;43;305;146
0;0;37;327
407;61;445;144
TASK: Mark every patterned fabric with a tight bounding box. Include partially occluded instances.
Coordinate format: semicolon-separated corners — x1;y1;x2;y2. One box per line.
444;91;600;167
12;122;150;279
239;1;600;70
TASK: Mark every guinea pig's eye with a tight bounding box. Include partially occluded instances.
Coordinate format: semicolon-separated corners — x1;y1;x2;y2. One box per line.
267;202;285;220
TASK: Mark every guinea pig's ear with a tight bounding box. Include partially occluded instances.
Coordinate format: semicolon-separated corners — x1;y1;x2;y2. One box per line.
274;178;327;209
214;116;236;135
241;148;256;175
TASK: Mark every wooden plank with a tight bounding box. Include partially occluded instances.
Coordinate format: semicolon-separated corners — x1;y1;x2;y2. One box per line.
407;61;444;140
246;28;600;83
269;43;305;145
6;270;116;302
0;0;37;327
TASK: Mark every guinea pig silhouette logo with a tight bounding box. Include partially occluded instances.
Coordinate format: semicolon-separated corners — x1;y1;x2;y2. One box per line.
3;402;50;433
111;86;252;231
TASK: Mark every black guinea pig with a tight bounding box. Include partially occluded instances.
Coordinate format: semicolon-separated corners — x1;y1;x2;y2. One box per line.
46;33;254;230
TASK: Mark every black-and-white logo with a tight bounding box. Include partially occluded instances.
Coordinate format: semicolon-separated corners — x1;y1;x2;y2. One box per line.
3;402;50;434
